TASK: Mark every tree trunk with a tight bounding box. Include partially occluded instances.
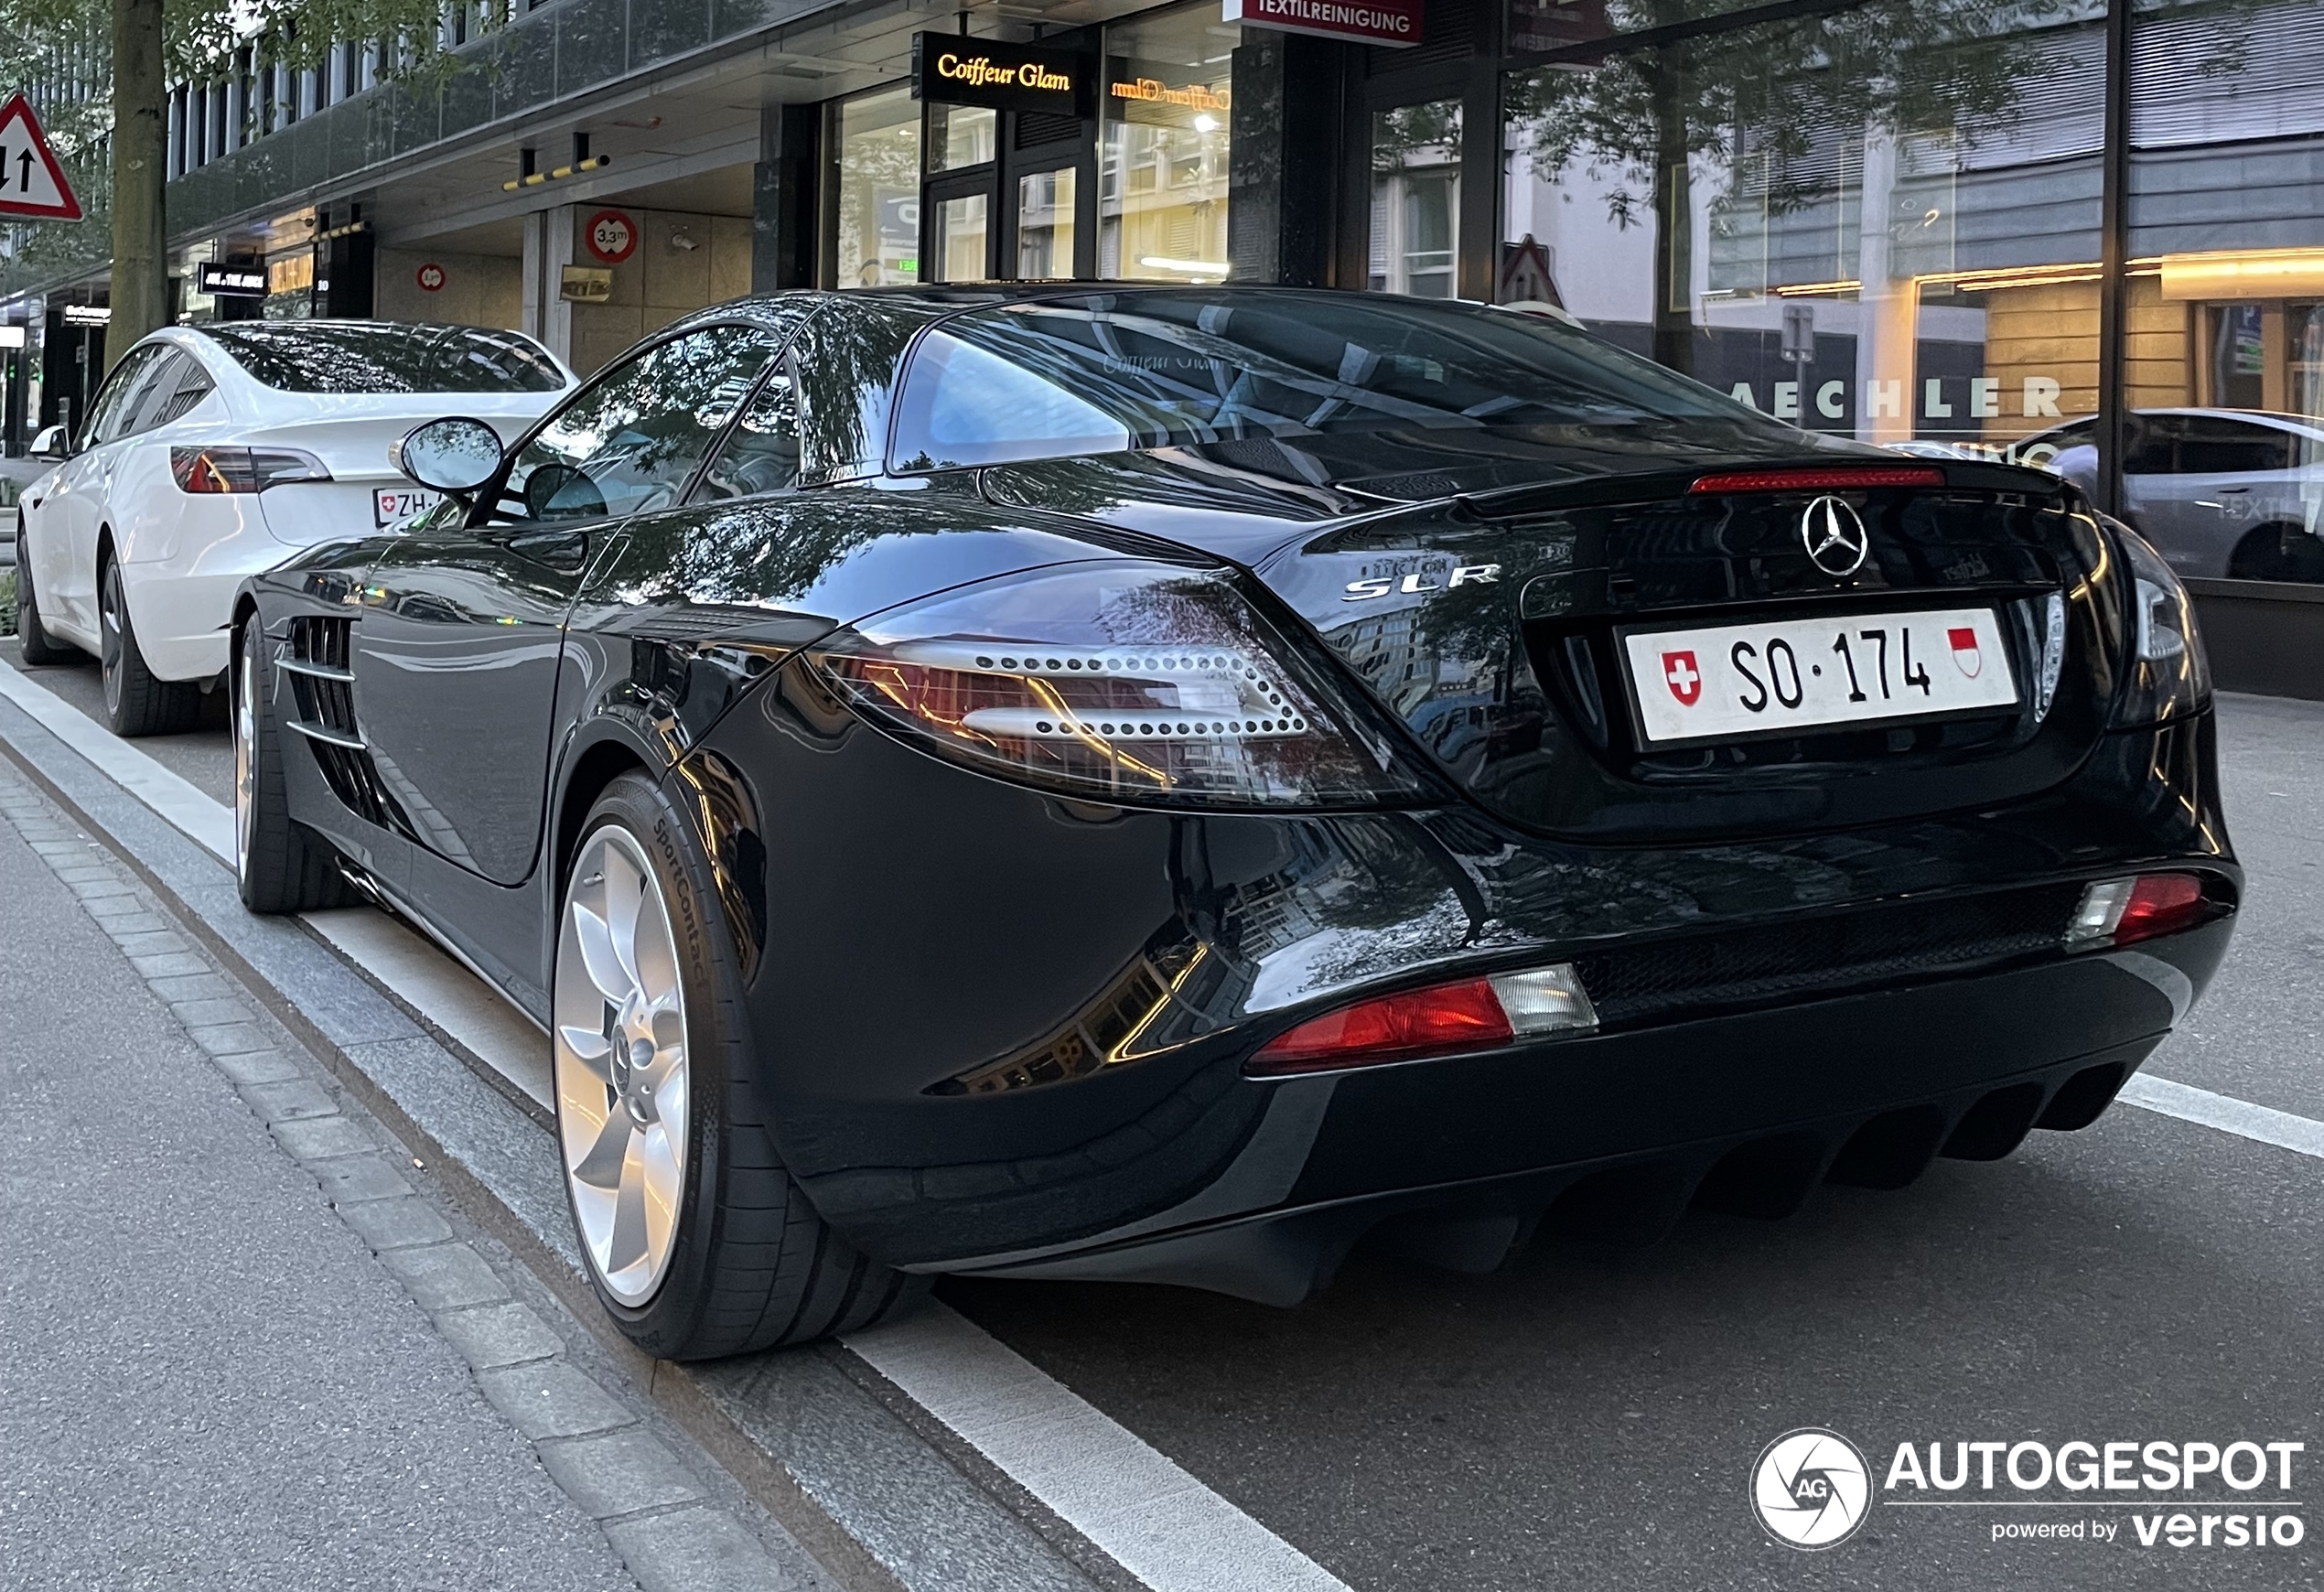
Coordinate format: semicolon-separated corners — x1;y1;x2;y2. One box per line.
107;0;167;369
1648;45;1694;377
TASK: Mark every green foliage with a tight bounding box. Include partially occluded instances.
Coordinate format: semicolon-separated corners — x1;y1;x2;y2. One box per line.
0;568;16;639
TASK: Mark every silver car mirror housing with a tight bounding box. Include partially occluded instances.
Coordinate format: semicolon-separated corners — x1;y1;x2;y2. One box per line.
29;423;70;461
391;416;503;495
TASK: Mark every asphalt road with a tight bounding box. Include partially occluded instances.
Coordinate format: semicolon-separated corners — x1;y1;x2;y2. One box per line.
0;780;639;1590
7;630;2320;1589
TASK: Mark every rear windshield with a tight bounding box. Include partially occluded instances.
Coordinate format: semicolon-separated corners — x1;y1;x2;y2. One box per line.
889;290;1786;470
201;323;566;394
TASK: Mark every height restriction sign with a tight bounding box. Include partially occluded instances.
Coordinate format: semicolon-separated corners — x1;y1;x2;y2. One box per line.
0;93;83;221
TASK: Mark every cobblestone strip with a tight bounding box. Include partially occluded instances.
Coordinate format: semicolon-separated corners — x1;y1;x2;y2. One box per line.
0;769;815;1592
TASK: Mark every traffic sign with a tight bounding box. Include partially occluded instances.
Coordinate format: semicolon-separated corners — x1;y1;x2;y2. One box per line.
416;262;447;292
0;92;83;221
585;210;637;264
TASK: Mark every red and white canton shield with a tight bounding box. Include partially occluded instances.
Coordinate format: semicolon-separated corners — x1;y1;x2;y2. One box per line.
1662;650;1703;706
1947;627;1982;678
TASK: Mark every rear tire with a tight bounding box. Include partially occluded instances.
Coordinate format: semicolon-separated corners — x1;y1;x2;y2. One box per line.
2227;522;2324;583
15;551;79;664
101;559;201;737
554;772;925;1359
233;618;351;913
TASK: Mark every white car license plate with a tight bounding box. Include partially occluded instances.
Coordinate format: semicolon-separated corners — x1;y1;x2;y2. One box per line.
1620;607;2019;746
374;487;442;528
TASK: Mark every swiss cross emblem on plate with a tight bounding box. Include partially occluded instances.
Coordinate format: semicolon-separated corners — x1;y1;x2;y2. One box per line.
1663;651;1703;706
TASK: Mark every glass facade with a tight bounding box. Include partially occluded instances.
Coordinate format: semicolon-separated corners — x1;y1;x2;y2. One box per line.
1372;102;1463;298
1098;4;1238;283
1499;0;2324;587
831;86;922;290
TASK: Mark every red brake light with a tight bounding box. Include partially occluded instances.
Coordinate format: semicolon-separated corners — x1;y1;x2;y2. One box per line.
2114;873;2207;946
1249;978;1512;1075
1689;466;1944;494
170;446;331;494
173;446;248;492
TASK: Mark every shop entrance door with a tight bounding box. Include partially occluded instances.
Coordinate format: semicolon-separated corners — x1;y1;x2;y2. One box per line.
920;103;1094;285
924;170;996;283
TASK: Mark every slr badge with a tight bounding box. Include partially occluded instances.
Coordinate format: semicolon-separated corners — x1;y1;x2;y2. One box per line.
1342;563;1501;601
1800;495;1869;577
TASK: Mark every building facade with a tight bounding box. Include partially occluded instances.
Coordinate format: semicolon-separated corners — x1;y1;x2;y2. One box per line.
3;0;2319;679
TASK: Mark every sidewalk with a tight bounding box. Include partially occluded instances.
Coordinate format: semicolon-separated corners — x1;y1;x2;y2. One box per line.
0;769;655;1591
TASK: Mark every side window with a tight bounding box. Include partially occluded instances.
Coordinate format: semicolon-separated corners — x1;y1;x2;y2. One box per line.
2121;415;2180;476
81;344;167;446
120;352;199;436
790;300;935;484
145;358;216;430
693;367;802;502
495;324;779;527
2177;418;2291;474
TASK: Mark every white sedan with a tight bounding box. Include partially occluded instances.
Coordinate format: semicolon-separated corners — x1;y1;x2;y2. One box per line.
16;320;573;734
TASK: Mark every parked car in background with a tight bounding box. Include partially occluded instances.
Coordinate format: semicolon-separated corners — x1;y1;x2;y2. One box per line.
2020;408;2324;582
15;321;574;734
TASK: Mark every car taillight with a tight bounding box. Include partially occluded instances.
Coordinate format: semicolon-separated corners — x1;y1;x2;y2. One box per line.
2064;873;2211;951
1246;964;1597;1076
2108;521;2210;727
803;561;1431;810
1688;465;1942;493
170;446;332;493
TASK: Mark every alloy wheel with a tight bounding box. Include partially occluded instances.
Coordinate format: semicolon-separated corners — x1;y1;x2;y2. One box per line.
232;643;256;881
554;826;691;1306
99;567;123;715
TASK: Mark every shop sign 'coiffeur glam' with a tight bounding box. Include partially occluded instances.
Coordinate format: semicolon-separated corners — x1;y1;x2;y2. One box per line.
912;35;1093;117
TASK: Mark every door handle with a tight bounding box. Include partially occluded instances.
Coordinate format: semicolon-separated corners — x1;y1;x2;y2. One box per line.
2219;487;2250;494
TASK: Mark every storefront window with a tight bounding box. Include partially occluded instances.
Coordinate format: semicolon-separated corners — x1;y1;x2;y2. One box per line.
930;104;997;174
1372;102;1462;298
1099;4;1236;282
2127;0;2324;581
1018;168;1077;279
832;86;921;289
934;194;991;284
1502;3;2105;457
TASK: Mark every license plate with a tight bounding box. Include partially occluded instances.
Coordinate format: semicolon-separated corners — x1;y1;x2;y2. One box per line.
374;487;441;528
1620;607;2019;746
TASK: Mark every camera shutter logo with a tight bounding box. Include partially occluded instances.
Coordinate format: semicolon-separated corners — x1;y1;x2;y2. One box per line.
1800;495;1869;576
1751;1428;1872;1549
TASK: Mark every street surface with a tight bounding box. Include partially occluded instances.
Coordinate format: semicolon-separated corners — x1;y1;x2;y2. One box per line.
4;627;2321;1589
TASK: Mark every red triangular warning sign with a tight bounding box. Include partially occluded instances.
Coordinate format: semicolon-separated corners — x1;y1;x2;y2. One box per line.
0;93;84;221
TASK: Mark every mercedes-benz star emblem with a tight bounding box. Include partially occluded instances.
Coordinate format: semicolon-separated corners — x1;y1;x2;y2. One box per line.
1799;495;1869;577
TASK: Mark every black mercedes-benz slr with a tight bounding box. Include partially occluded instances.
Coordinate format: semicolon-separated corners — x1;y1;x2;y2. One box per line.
231;287;2235;1360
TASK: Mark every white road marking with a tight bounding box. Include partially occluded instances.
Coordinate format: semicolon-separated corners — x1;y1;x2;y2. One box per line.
845;1304;1354;1592
2117;1073;2324;1160
13;651;2324;1590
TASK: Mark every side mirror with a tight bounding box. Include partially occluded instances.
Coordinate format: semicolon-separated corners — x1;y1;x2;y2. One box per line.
391;416;503;494
29;424;69;461
522;460;608;523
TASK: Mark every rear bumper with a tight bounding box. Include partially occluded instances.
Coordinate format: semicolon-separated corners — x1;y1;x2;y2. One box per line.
948;928;2220;1303
692;686;2235;1293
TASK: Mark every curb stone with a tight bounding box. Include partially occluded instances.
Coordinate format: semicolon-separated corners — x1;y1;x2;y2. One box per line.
0;765;830;1592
